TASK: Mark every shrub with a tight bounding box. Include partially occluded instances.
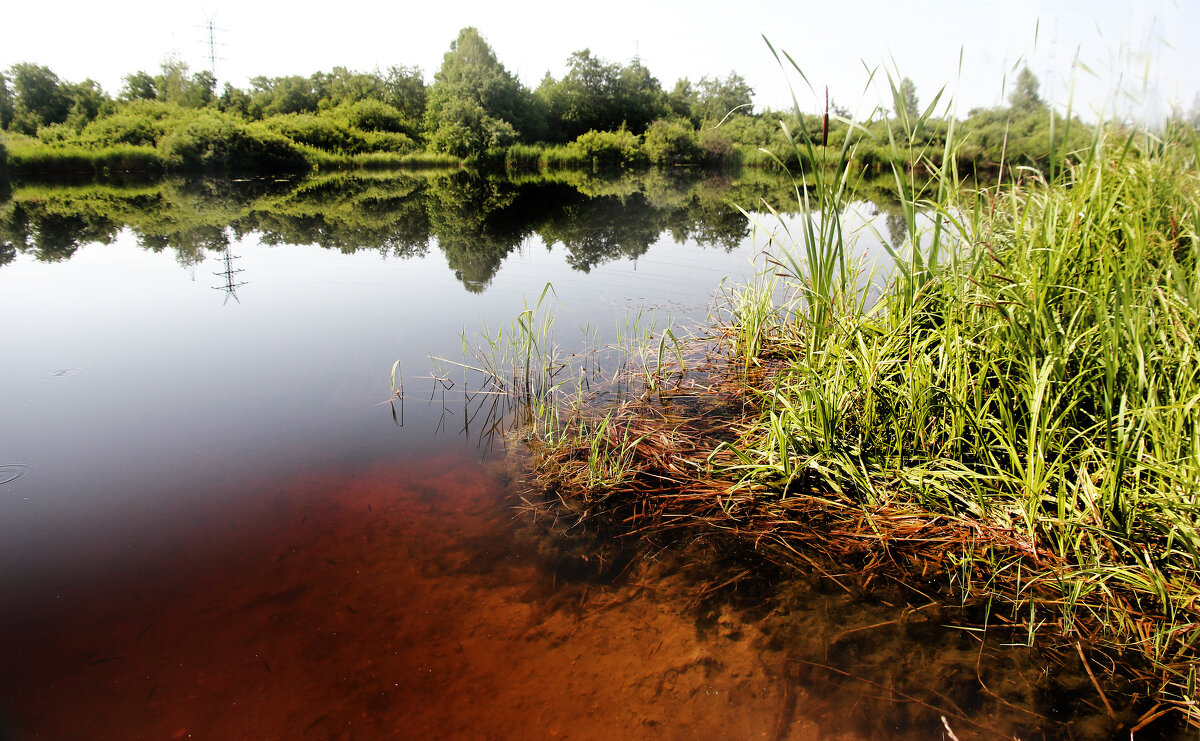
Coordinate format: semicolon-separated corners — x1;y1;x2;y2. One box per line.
341;100;417;137
697;127;735;164
575;128;646;170
642;118;702;165
80;101;181;147
358;130;415;154
261;113;365;154
158;113;309;174
36;123;75;144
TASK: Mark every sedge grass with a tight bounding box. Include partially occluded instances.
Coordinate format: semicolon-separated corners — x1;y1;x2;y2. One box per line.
706;73;1200;724
499;57;1200;727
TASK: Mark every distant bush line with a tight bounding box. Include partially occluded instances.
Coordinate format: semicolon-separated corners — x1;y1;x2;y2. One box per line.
3;27;1185;179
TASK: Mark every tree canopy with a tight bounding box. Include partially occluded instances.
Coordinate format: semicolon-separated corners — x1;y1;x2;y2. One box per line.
422;27;545;157
1008;67;1045;112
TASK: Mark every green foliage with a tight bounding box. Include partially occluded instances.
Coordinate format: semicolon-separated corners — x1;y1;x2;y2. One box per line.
312;65;427;124
895;77;919;120
426;95;518;159
574;128;647;170
642;117;701;165
261;113;363;153
959;106;1089;172
120;58;214;109
249;75;320;118
7;62;72;134
616;60;669;134
0;73;13;130
1008;67;1045;113
158;112;309;173
4;137;162;175
424;28;543;157
218;83;252;117
712;74;1200;719
691;72;754;122
79;100;182;147
120;71;157;101
537;50;670;141
503;143;549;171
340;99;412;135
64;79;113;131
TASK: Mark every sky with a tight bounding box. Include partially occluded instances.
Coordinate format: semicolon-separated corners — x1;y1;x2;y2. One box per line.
3;0;1197;123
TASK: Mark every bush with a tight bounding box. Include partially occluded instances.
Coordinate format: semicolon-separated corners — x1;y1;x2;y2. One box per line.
696;127;735;164
642;118;702;165
340;100;417;137
358;130;415;154
427;96;518;160
575;128;646;170
261;113;365;154
36;123;76;144
158;113;309;174
80;101;181;147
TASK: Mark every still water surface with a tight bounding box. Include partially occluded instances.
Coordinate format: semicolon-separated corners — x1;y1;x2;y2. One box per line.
0;172;1147;740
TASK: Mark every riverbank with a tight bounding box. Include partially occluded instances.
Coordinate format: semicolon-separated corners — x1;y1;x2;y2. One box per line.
507;122;1200;733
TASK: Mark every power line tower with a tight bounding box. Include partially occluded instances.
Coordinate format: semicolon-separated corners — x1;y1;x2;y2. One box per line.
212;244;247;304
198;11;228;81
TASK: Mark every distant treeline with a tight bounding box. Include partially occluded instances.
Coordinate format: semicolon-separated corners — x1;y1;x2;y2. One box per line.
0;27;1173;178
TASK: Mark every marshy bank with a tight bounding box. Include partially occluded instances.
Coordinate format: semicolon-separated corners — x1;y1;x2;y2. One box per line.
498;117;1200;736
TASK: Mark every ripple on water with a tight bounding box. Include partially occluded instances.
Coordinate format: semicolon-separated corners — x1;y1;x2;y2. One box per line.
0;464;31;486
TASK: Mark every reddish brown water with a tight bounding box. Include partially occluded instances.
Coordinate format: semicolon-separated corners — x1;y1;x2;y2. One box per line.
0;452;867;740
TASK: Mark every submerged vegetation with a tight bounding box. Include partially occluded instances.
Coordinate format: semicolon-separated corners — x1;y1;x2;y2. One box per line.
477;69;1200;733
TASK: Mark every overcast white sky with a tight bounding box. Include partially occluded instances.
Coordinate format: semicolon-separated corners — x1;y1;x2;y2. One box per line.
3;0;1197;122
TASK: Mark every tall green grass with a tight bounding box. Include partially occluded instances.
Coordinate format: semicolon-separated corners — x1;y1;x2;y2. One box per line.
716;60;1200;722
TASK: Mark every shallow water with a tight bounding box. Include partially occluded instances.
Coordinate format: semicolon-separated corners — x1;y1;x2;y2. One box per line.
0;173;1178;740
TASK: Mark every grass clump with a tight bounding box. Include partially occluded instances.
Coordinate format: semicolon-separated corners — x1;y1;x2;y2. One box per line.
720;128;1200;724
511;60;1200;728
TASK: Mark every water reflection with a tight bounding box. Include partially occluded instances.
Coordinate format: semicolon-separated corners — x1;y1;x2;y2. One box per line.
0;168;863;293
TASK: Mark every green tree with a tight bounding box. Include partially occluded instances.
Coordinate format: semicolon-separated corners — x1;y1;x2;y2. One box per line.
615;59;667;134
539;51;668;140
64;79;111;130
548;49;619;139
0;72;13;129
120;71;158;101
424;27;541;156
258;76;320;116
218;82;252;116
666;78;695;122
693;73;753;122
1008;67;1045;112
896;77;919;120
382;65;427;123
8;63;72;133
